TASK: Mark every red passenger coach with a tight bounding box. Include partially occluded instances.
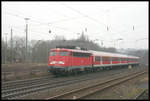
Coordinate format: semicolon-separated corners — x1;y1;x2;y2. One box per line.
48;46;139;75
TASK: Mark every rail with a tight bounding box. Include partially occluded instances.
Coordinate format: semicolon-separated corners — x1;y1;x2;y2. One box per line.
135;89;147;99
46;70;147;99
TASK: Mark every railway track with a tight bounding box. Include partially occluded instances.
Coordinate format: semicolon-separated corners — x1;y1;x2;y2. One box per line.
2;70;112;90
2;66;143;90
2;69;125;99
2;67;145;99
135;89;148;99
2;74;53;84
2;75;53;90
2;68;132;99
2;75;101;99
2;67;130;90
46;70;147;99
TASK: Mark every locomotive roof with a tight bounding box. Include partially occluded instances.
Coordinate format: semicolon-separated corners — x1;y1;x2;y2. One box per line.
51;48;91;53
89;50;139;59
51;48;139;59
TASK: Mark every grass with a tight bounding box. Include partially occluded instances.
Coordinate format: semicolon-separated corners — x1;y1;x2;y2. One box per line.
2;63;49;81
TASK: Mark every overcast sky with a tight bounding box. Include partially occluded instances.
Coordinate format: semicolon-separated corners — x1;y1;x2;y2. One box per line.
2;1;148;49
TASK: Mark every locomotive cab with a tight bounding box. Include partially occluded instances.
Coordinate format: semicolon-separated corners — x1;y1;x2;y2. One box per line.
49;49;72;66
48;48;72;73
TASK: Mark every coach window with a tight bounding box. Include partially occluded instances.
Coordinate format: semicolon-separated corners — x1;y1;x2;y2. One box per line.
121;58;124;61
103;57;106;61
95;56;101;61
107;57;110;61
59;51;68;56
112;57;114;61
73;52;79;57
112;57;118;61
112;57;115;61
129;58;131;61
103;57;110;61
127;58;129;61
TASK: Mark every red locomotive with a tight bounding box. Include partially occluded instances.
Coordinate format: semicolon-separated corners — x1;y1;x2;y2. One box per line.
48;46;139;75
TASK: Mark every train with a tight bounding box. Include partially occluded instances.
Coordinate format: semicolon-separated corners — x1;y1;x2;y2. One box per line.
48;46;139;75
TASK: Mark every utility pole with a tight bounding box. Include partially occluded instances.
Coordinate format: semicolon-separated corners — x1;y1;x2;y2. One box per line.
5;33;8;64
133;25;134;31
11;27;13;63
85;28;87;32
116;38;123;49
101;40;103;47
25;18;30;63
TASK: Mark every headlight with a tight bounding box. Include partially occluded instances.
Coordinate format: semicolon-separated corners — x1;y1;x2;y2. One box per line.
50;61;56;64
50;61;64;64
58;61;64;64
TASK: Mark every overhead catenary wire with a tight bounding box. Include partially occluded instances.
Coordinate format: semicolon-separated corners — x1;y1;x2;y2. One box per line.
60;3;129;42
4;8;133;38
6;27;53;42
4;8;99;33
60;3;109;30
4;12;147;42
4;10;84;34
4;11;84;42
12;27;53;39
60;4;148;40
4;7;68;21
4;11;76;33
48;16;87;24
3;6;148;49
4;5;147;35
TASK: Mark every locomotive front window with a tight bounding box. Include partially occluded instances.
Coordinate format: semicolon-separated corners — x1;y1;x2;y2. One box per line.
50;52;57;56
59;52;68;56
